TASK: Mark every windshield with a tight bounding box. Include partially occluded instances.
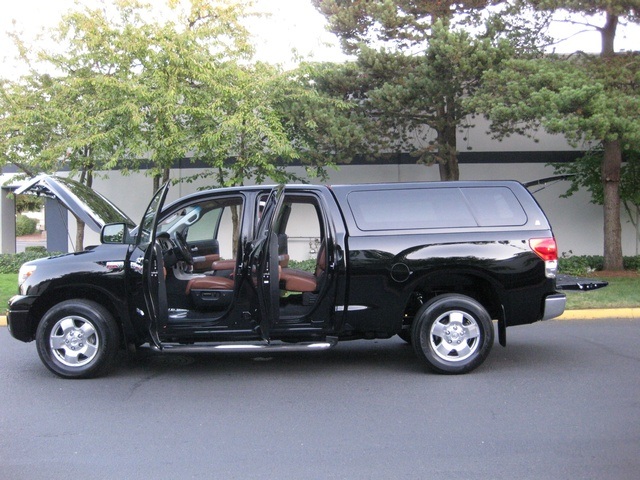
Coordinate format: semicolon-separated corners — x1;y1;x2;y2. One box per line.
157;205;202;236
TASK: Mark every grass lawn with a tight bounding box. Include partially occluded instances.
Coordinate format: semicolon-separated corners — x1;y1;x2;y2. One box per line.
564;275;640;310
0;274;18;313
1;273;638;316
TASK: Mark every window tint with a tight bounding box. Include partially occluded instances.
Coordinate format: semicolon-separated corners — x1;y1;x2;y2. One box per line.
187;208;222;242
158;198;243;259
461;187;527;226
347;187;526;231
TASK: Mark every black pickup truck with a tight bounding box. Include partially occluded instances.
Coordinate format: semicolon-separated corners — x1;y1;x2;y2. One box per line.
8;175;569;378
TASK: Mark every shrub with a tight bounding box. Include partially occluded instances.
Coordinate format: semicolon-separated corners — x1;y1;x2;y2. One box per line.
624;256;640;271
0;251;62;274
16;215;38;236
287;259;316;273
559;253;601;276
25;246;48;255
559;253;640;276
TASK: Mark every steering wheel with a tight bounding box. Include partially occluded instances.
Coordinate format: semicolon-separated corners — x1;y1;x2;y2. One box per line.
172;230;194;264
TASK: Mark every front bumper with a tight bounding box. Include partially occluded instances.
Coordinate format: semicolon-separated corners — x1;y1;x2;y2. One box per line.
541;293;566;321
6;295;38;342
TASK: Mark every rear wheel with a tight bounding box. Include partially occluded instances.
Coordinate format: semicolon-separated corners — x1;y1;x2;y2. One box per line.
412;294;494;374
36;300;120;379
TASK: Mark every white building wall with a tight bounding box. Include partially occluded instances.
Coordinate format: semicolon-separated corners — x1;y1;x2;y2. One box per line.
461;118;584;152
78;161;639;257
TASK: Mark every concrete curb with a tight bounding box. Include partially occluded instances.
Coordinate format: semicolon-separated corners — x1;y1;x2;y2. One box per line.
556;308;640;320
2;309;639;328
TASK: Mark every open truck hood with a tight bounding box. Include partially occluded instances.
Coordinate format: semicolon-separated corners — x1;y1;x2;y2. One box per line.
15;174;134;232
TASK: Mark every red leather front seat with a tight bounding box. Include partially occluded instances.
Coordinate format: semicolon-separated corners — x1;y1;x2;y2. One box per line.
185;275;234;294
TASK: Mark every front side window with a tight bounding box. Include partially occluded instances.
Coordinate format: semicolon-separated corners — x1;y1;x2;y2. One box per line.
158;198;243;260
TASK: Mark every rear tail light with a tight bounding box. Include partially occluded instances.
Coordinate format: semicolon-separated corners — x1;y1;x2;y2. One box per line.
529;237;559;278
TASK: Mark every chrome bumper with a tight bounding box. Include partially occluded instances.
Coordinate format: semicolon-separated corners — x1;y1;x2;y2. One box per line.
542;293;566;321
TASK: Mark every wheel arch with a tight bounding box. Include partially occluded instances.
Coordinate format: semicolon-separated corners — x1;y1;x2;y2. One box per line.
401;268;504;330
26;285;132;345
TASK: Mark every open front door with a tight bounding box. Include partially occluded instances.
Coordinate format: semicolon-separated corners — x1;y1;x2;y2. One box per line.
249;186;284;341
139;183;170;349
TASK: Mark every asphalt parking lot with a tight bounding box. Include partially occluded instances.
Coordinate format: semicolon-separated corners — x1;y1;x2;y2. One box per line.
1;317;639;480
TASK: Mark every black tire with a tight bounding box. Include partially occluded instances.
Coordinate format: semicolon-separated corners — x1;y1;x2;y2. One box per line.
36;300;120;379
411;294;494;374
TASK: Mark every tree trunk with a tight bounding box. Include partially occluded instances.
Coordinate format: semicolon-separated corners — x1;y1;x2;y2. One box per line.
599;13;623;270
75;219;85;252
437;123;460;181
601;12;617;54
601;139;624;270
231;205;240;258
153;168;171;192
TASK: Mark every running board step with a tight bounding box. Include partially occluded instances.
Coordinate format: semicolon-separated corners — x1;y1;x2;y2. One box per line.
150;337;338;354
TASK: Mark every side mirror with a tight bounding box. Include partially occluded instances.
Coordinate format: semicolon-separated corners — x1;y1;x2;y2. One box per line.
101;223;132;244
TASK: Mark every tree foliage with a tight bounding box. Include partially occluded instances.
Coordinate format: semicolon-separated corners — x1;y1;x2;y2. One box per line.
278;61;379;169
472;54;640;146
1;0;356;250
471;1;640;269
312;0;540;180
553;148;640;228
15;195;44;214
312;0;498;52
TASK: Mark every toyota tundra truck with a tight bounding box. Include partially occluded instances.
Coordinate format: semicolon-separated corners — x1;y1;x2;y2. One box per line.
8;175;569;378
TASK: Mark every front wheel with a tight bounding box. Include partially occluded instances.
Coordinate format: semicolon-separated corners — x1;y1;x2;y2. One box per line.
36;300;120;379
412;294;494;374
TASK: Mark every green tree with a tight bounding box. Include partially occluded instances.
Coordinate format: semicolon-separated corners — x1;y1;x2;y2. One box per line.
185;62;303;188
471;1;640;270
1;1;157;249
274;61;376;174
132;0;256;190
553;148;640;241
0;0;309;250
311;0;539;180
15;195;44;214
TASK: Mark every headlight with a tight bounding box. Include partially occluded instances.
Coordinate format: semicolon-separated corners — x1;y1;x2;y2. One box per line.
18;265;37;286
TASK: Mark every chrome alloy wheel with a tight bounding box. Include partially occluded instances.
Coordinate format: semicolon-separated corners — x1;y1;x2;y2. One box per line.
429;310;481;362
49;316;99;367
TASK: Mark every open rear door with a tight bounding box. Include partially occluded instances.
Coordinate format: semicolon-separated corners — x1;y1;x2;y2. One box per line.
249;186;285;341
139;183;170;349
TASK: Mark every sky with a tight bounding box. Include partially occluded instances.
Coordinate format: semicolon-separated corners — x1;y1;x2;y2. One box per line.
0;0;351;78
1;0;638;80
